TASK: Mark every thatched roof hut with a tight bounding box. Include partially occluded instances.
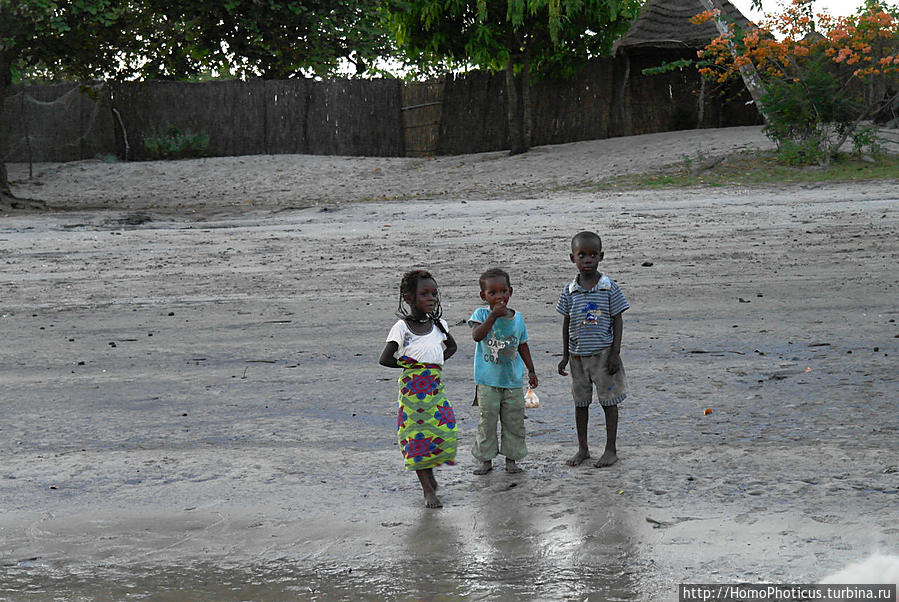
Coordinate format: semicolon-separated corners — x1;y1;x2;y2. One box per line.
609;0;762;130
614;0;752;54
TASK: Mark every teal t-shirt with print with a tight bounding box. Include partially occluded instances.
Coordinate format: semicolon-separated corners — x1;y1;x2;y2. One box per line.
468;307;529;389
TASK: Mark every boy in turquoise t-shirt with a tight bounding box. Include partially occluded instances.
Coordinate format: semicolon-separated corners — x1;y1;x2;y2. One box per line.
469;268;538;474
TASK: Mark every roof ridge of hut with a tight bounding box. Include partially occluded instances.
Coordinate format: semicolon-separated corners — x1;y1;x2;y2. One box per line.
614;0;753;54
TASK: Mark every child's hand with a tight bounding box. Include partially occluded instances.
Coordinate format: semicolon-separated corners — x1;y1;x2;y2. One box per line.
489;301;507;319
528;370;538;389
607;352;621;375
557;355;569;376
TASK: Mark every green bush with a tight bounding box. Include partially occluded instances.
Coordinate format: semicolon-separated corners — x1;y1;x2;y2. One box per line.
775;137;826;167
755;49;895;167
758;55;861;166
143;126;209;160
850;125;886;159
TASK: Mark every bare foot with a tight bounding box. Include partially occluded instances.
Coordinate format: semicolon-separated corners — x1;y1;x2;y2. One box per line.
473;461;492;475
505;459;523;473
566;449;590;466
424;491;443;508
593;449;618;468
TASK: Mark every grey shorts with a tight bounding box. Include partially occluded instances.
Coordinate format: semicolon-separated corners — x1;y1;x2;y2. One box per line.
570;348;628;408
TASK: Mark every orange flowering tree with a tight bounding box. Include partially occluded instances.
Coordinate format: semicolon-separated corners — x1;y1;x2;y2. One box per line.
695;0;899;165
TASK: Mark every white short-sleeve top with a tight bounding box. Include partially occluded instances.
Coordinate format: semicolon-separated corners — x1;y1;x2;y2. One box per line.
386;318;449;365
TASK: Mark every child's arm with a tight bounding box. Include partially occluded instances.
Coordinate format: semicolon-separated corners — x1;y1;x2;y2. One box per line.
379;341;400;368
606;312;623;374
518;342;538;388
443;331;458;361
557;315;571;376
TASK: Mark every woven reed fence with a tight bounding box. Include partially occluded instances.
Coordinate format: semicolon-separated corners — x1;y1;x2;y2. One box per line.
1;60;759;162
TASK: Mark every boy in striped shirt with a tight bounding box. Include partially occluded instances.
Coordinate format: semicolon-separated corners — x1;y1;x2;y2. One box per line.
556;231;630;468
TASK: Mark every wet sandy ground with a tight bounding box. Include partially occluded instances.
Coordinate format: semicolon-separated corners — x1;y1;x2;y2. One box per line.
1;134;898;599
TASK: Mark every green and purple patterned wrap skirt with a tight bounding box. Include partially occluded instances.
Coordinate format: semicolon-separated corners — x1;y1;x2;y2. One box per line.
396;356;457;471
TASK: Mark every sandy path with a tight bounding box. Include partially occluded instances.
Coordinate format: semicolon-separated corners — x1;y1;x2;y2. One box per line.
1;127;897;599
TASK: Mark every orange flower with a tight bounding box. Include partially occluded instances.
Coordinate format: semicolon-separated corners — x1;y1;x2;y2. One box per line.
691;8;719;25
835;47;853;62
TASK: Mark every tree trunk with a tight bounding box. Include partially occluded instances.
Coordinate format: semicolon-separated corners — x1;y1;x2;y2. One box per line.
1;50;11;197
521;44;532;153
698;0;770;123
505;55;525;155
0;157;8;197
697;75;706;126
617;52;631;136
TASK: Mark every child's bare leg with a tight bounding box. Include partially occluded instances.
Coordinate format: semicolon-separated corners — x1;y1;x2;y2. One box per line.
505;458;523;473
593;404;618;468
473;460;492;475
416;468;442;508
566;405;591;466
427;469;438;492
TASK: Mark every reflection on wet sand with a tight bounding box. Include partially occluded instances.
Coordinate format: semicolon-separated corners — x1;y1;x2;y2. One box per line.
2;481;642;600
395;472;640;599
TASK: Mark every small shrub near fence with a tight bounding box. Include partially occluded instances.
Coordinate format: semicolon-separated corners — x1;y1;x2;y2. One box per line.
142;125;210;160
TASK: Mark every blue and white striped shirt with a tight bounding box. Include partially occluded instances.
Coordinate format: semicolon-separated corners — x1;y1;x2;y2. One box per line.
556;274;629;356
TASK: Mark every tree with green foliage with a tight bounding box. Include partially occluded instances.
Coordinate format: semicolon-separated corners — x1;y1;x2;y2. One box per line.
696;0;899;165
137;0;392;79
0;0;143;209
696;0;769;121
1;0;392;210
385;0;640;154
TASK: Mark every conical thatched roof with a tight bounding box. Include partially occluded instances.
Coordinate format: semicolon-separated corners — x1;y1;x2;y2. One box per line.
615;0;752;53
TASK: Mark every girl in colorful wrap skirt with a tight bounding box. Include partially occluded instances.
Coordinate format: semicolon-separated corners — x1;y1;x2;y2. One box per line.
379;269;458;508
